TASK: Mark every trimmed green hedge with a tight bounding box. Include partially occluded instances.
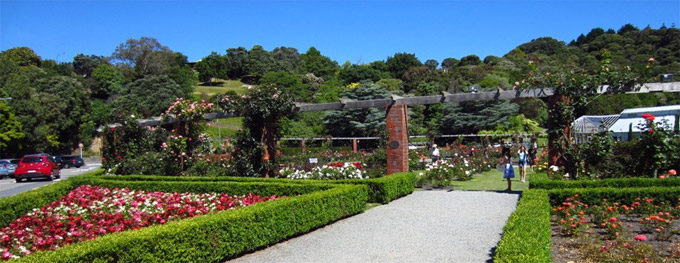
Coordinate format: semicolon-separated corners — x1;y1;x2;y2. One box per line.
96;171;416;204
13;179;368;262
337;172;415;204
494;189;552;263
531;177;680;190
546;186;680;206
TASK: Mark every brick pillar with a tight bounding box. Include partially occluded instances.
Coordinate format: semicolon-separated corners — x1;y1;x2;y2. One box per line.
386;104;409;174
352;139;358;153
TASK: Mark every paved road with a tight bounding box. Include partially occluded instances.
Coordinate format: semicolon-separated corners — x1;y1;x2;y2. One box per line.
228;190;519;263
0;163;101;198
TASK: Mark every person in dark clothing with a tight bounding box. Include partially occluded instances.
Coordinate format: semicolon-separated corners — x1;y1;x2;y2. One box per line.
528;142;538;171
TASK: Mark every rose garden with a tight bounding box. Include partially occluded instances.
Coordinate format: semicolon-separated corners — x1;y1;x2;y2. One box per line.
2;44;680;262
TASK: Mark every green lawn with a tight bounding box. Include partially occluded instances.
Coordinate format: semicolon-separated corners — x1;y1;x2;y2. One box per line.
214;117;242;127
205;125;239;139
193;80;248;96
447;167;536;191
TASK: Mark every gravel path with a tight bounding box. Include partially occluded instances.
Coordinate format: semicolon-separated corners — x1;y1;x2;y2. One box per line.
227;190;520;263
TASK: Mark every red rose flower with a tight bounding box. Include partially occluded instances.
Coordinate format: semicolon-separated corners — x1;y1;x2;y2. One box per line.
641;113;655;122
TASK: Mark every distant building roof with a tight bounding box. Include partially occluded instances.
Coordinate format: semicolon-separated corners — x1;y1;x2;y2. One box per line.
620;104;680;117
573;115;620;134
609;115;676;133
608;104;680;133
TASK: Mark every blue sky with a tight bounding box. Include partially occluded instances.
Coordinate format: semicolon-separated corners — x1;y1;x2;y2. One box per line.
1;0;679;64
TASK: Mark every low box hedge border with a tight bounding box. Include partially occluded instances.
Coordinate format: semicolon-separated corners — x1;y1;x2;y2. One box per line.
95;171;416;204
10;178;368;262
546;186;680;207
494;189;552;263
531;176;680;190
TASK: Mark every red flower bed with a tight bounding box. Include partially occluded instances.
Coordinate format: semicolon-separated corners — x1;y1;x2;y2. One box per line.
0;185;280;260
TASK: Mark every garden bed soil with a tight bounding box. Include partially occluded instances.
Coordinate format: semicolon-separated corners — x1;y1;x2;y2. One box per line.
551;215;680;263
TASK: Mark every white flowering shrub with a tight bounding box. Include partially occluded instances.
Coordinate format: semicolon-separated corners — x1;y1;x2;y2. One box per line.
280;162;367;180
419;158;474;187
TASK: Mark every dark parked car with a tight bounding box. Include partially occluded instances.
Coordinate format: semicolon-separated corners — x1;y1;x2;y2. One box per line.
60;155;85;168
14;154;61;182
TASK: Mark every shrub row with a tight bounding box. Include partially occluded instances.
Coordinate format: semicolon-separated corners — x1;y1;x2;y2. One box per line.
494;189;552;263
531;176;680;190
336;172;416;204
14;178;368;262
546;186;680;206
96;171;416;204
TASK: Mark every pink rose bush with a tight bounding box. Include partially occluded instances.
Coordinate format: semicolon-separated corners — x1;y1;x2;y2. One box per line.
0;185;280;260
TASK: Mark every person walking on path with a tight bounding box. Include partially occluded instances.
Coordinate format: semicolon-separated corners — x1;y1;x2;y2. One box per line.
517;146;528;183
501;141;514;192
528;142;538;171
431;144;440;162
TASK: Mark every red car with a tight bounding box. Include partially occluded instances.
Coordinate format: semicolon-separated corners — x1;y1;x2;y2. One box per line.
14;154;61;183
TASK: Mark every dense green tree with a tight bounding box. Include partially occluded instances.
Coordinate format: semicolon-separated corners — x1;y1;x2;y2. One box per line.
375;78;403;92
0;101;24;157
483;55;502;65
441;58;459;71
246;45;272;80
323;82;391;137
73;54;107;77
478;73;509;89
414;81;442;96
111;37;176;77
479;114;543;134
513;98;548;127
113;75;186;118
458;55;482;66
259;71;310;102
165;64;197;96
0;47;41;68
270;46;301;73
301;47;338;80
225;47;249;79
338;64;389;84
401;66;431;93
283;111;325;139
313;79;345;103
195;52;228;83
439;100;519;134
424;59;439;70
518;37;566;56
386;52;422;79
91;63;124;99
369;60;389;72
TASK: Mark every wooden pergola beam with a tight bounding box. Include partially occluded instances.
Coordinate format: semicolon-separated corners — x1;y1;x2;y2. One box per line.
107;81;679;128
